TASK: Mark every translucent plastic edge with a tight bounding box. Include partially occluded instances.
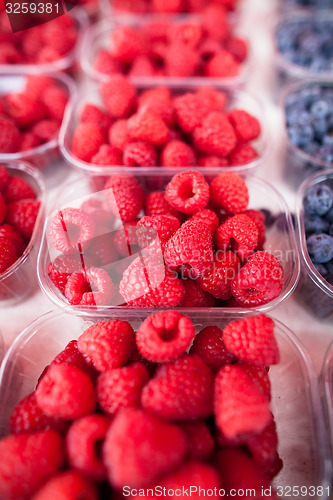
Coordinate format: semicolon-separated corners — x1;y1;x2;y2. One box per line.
295;168;333;298
59;81;270;176
36;173;300;314
0;161;46;283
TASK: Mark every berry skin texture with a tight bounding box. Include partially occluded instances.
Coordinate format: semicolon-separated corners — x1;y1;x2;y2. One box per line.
5;93;44;127
77;319;135;372
181;422;215;461
91;144;122;166
210;171;249;213
141;354;214;420
198;250;241;300
189;209;220;234
100;76;136;118
48;208;95;255
144;191;183;220
179;279;216;307
32;471;98;500
71;123;105;162
223;315;280;367
307;233;333;263
80;103;113;133
174;93;210;133
4;176;36;204
160;461;221;496
97;362;149;415
123;141;157;167
216;214;259;260
110;25;147;64
205;49;239;78
190;325;236;372
104;174;145;223
47;254;93;295
0;430;64;500
127;110;169;146
136;310;195;362
6;199;40;240
231;251;284;307
0;237;17;273
35;364;97;419
193;111;237;157
229;143;258;166
137;214;180;242
161;140;197;168
0;165;10;192
214;363;272;439
0;115;20;153
103;407;187;488
64;267;114;307
165;170;210;214
228;109;261;143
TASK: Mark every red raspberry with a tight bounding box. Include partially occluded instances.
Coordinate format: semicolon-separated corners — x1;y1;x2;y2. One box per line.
164;219;213;278
137;214;180;242
86;230;118;267
193;112;237;157
152;0;184;12
167;22;202;49
31;119;59;142
144;191;183;220
35;363;97;419
138;86;174;127
19;131;41;151
100;76;136;119
103;408;187;488
129;55;156;77
239;361;271;401
0;223;25;256
78;319;135;372
216;214;258;260
5;93;45;127
97;362;149;415
214;363;272;439
179;279;216;307
0;165;10;192
0;192;6;224
104;174;145;223
181;422;215;460
226;37;248;63
41;85;68;122
202;4;230;42
223;315;279;367
66;414;110;480
108;119;129;151
244;417;279;475
123;141;157;167
50;339;97;380
196;86;227;111
91;144;122;166
198;250;241;299
189;209;219;233
4;175;36;204
127;110;169;146
210;171;249;213
161;461;221;495
32;471;98;500
25;75;54;100
229;143;259;165
37;46;63;63
64;267;114;306
0;115;20;153
0;431;64;500
71;123;105;162
190;325;236;372
81;198;112;227
205;49;239;77
136;310;195;362
42;16;77;55
6;199;40;240
119;256;185;307
93;49;122;76
243;209;266;248
165;170;209;215
142;354;214;420
165;42;200;77
0;42;22;63
199;156;228;167
48;254;93;295
173;93;209;134
231;251;284;307
161;140;196;167
80;103;113;133
110;25;147;64
48;207;95;254
113;220;139;256
228;109;261;143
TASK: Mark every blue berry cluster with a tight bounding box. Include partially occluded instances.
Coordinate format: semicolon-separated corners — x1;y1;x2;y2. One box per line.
285;85;333;164
284;0;333;6
276;18;333;73
303;182;333;285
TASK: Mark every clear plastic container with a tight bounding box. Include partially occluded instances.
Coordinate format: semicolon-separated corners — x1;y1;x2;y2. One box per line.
321;339;333;466
0;309;331;496
0;73;76;170
0;9;88;76
37;172;299;313
59;81;268;176
0;161;45;306
295;169;333;319
80;16;250;88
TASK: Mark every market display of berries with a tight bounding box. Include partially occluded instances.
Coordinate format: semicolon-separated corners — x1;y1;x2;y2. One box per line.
92;7;247;79
0;312;282;499
46;170;285;308
109;0;241;14
70;79;261;168
0;75;69;154
0;164;40;275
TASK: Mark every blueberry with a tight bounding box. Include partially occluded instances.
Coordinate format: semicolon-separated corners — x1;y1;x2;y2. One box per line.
303;142;319;156
303;185;333;215
325;205;333;223
307;233;333;263
312;118;327;140
323;134;333;147
326;260;333;273
259;208;276;228
288;124;314;147
310;100;330;119
304;214;330;234
314;262;328;276
330;223;333;237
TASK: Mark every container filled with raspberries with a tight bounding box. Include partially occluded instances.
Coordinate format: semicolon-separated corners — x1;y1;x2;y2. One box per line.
0;161;45;304
295;169;333;318
105;0;242;15
0;309;329;499
37;169;299;310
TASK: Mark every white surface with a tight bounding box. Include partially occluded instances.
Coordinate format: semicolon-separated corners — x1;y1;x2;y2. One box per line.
0;0;333;376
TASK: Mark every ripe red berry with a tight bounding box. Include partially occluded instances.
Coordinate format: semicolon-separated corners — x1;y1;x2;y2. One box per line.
198;250;241;300
205;49;239;77
165;170;210;215
6;199;40;240
48;207;95;254
229;109;261;143
4;175;37;204
100;76;136;119
181;421;215;460
127;109;169;146
179;279;216;307
210;171;249;213
216;214;259;260
71;123;105;162
190;325;236;372
123;141;157;167
229;143;259;166
193;111;237;157
161;140;197;168
104;174;145;223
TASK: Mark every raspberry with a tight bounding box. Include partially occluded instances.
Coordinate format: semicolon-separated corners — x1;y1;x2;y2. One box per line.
0;193;5;224
0;42;21;63
110;25;147;64
48;207;95;254
64;267;114;306
50;339;97;381
97;362;149;415
25;75;54;100
165;42;200;77
0;431;64;500
113;220;139;256
66;414;110;480
244;417;279;475
103;408;187;488
165;170;209;215
0;115;20;153
189;209;219;233
202;4;230;42
138;87;174;127
210;171;249;213
181;422;215;460
48;254;93;295
239;361;271;401
127;110;169;146
93;49;122;76
104;174;145;222
205;50;239;77
164;219;213;278
86;230;118;267
174;93;210;133
167;22;203;49
0;223;25;256
136;310;195;362
0;165;10;192
32;471;98;500
37;46;63;63
42;18;77;56
161;140;197;167
190;325;236;372
197;250;240;300
80;103;113;133
6;199;40;240
214;364;271;439
161;461;221;495
119;256;185;307
144;191;183;220
108;119;129;151
71;123;105;162
35;364;97;419
142;354;214;420
228;109;261;143
19;131;40;151
216;214;258;260
137;214;180;242
5;93;44;127
152;0;184;12
229;143;258;166
123;141;157;167
100;76;136;118
179;279;216;307
129;55;156;77
31;119;59;142
199;156;228;167
91;144;122;166
193;112;237;157
80;198;112;227
243;209;266;248
231;251;284;307
3;175;36;204
78;319;135;372
41;85;68;122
